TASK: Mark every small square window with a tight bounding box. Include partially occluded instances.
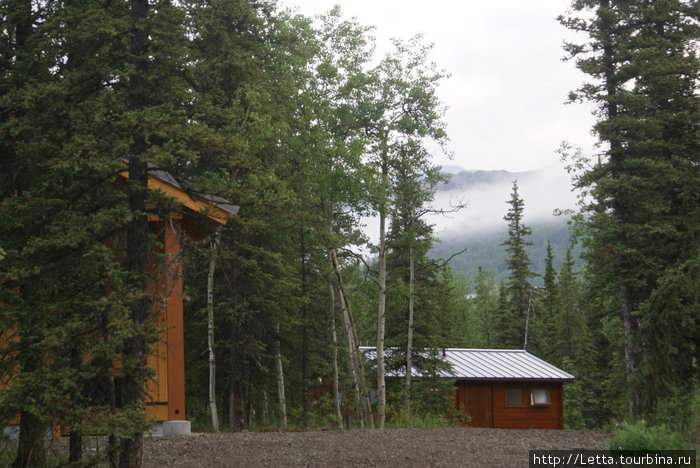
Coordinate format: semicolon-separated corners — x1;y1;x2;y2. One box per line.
506;387;524;406
530;388;551;406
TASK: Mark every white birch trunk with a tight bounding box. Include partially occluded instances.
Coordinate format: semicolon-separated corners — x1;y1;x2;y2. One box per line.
376;209;387;429
207;227;221;431
329;284;343;429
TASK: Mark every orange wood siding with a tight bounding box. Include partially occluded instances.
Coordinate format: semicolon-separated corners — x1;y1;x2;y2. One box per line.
145;218;186;422
163;221;186;420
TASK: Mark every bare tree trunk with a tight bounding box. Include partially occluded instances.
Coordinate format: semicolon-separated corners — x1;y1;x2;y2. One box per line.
14;285;46;468
404;247;415;413
262;390;269;426
69;349;83;464
299;233;309;428
335;279;363;427
207;227;221;431
325;200;373;428
228;337;237;432
13;410;44;468
329;284;344;429
331;249;374;428
119;0;151;465
228;385;235;432
275;322;287;429
376;208;387;429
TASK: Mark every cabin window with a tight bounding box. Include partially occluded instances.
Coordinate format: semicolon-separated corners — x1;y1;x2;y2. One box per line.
505;387;525;406
530;388;551;407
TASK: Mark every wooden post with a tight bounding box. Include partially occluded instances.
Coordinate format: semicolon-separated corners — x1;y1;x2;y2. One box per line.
164;219;186;421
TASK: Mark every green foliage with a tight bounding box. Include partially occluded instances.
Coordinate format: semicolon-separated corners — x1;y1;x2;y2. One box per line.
7;0;696;455
384;377;461;429
608;420;693;452
493;181;537;349
385;407;461;429
431;218;582;286
561;0;700;420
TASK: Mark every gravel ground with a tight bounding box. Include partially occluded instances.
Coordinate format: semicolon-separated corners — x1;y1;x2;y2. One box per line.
142;428;610;467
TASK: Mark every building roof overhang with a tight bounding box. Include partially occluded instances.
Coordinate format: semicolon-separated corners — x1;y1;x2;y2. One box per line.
360;347;575;382
119;162;239;236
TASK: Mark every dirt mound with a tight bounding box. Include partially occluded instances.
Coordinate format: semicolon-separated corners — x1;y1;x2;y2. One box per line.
143;427;609;467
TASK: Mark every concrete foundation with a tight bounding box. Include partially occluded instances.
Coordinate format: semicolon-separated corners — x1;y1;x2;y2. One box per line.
160;420;191;436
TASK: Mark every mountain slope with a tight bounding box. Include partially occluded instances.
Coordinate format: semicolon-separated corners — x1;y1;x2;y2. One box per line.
428;167;581;284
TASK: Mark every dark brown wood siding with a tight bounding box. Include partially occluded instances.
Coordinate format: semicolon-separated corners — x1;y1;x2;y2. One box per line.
455;381;565;429
455;382;493;427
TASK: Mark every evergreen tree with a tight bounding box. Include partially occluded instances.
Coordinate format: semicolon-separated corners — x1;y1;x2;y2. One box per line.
470;267;498;348
494;181;537;349
385;139;449;414
531;242;558;360
0;1;145;464
1;0;238;464
561;0;700;417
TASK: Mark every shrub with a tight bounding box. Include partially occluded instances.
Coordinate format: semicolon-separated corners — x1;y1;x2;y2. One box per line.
384;408;460;429
689;392;700;447
608;420;693;452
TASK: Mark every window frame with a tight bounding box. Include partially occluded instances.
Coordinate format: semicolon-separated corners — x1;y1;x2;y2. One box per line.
530;388;551;407
505;387;526;407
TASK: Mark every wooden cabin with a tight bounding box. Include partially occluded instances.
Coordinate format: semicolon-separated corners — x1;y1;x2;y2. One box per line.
362;347;574;429
446;349;574;429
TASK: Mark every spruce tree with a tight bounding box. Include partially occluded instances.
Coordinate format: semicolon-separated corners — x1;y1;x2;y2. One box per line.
531;242;558;360
495;181;537;349
561;0;700;417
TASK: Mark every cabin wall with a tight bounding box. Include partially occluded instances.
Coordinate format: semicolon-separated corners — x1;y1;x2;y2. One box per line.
455;381;564;429
492;382;563;429
454;382;492;428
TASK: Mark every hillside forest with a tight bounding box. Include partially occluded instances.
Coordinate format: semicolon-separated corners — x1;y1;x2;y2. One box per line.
1;0;698;466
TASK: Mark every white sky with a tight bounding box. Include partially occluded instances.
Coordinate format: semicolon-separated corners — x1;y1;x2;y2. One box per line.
281;0;598;172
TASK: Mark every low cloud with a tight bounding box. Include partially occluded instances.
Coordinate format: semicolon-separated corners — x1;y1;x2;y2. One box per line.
428;165;579;240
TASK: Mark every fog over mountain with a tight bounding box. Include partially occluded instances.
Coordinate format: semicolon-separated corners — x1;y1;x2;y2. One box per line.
427;164;578;240
425;165;581;283
360;165;581;282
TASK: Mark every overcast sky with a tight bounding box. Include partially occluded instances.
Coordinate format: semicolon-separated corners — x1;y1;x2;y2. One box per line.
281;0;598;173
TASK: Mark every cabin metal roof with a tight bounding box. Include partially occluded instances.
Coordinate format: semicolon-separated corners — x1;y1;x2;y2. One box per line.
360;347;575;382
442;348;574;381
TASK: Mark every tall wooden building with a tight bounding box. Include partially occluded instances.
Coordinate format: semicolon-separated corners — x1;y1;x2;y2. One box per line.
128;166;238;425
1;165;238;434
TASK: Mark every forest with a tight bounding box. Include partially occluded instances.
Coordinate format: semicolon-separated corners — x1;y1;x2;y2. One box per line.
0;0;698;466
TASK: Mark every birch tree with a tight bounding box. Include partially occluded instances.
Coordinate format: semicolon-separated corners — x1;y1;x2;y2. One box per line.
367;35;450;428
207;228;222;431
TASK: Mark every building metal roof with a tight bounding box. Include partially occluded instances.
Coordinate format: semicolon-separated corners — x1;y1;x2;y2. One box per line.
148;166;240;216
361;347;575;382
120;158;240;218
443;348;574;381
